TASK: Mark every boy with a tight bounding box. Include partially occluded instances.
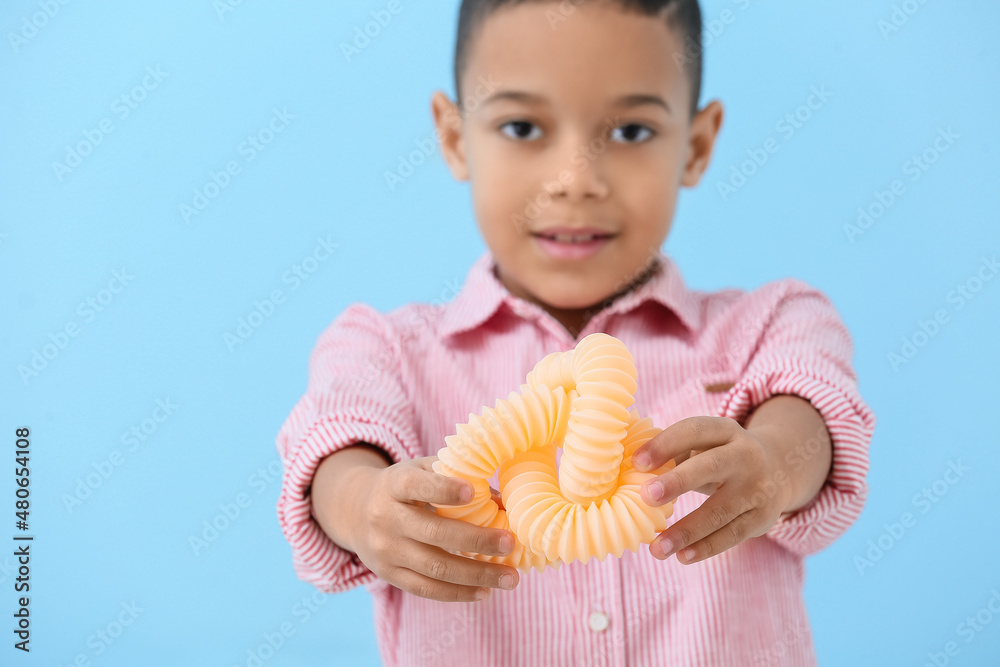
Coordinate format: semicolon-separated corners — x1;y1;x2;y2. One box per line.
276;1;875;664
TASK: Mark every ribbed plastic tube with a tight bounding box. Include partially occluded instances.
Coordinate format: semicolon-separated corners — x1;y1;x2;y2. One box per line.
431;333;675;573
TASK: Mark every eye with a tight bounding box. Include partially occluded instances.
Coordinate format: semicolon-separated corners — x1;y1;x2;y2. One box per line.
499;120;543;141
609;123;654;144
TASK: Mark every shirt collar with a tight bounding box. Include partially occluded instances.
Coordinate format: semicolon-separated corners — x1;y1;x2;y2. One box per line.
439;249;701;340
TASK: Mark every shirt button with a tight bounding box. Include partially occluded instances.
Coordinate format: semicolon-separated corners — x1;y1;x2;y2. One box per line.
588;611;609;632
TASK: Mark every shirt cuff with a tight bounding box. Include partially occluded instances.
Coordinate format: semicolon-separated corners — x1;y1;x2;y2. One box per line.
716;364;876;557
277;413;419;593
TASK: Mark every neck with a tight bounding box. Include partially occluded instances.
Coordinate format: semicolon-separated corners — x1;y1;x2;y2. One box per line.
493;258;662;340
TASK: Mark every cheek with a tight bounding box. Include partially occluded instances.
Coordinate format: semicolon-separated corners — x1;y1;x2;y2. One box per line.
471;157;540;246
469;159;509;216
617;154;678;216
472;185;522;255
619;181;674;227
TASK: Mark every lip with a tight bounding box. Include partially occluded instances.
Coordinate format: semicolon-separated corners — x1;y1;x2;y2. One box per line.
533;226;615;238
531;228;616;261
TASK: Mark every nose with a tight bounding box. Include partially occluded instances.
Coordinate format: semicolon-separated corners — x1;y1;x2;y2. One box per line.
543;131;611;202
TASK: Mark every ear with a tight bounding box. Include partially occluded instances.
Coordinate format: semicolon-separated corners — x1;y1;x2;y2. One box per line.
431;90;470;181
680;99;724;188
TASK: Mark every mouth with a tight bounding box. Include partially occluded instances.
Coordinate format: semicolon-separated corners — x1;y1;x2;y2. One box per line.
531;229;616;260
531;231;615;244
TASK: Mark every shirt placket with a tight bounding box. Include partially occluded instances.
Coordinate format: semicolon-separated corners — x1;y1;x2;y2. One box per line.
578;554;627;667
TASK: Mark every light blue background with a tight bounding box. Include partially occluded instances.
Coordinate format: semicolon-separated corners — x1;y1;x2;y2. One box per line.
2;0;998;665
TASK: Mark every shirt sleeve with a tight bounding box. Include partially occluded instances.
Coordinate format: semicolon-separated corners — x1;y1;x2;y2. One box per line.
275;302;422;593
715;279;876;557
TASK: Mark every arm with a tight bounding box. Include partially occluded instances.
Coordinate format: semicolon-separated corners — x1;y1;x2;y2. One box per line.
632;280;875;562
277;303;518;601
275;303;423;594
311;443;393;554
744;394;832;517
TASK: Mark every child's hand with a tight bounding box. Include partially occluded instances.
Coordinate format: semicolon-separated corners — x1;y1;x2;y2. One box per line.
349;456;519;602
631;416;794;565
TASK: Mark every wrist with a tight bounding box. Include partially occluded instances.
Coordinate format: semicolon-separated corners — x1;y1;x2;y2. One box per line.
746;422;817;515
312;445;389;554
744;396;833;509
338;464;381;554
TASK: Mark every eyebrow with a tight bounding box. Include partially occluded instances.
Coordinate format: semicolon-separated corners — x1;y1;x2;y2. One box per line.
481;90;671;115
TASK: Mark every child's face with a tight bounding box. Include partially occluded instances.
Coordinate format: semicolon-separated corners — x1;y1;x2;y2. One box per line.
433;1;723;331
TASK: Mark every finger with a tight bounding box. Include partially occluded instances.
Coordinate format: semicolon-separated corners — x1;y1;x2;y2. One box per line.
633;416;740;472
671;510;762;565
489;486;505;511
388;564;493;603
640;445;738;507
404;508;515;558
407;540;519;592
648;490;749;560
391;460;474;507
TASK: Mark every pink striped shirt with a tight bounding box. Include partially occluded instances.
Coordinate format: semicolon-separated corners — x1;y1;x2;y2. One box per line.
275;249;875;667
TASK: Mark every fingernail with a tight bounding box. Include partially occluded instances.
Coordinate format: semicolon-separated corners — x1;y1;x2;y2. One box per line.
680;548;696;563
647;482;663;501
499;534;513;555
460;485;473;503
635;452;651;470
476;588;490;600
656;538;674;559
499;574;515;590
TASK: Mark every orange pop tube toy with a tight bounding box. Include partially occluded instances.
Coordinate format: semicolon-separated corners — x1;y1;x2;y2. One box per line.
431;333;675;573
